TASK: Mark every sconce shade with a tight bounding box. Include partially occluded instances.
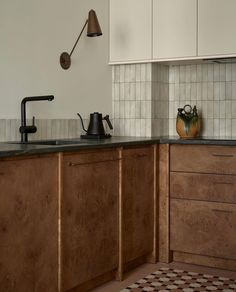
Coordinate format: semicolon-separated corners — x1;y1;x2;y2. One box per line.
87;10;102;37
60;9;102;69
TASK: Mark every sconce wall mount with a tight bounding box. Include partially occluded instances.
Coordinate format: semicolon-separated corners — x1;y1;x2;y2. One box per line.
60;9;102;70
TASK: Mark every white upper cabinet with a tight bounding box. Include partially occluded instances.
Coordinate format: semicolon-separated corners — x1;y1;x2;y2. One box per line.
153;0;197;60
109;0;236;64
109;0;152;63
198;0;236;57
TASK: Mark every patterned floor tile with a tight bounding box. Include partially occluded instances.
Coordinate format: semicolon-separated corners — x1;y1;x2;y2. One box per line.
120;267;236;291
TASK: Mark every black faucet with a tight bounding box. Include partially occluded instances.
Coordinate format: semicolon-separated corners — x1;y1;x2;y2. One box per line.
19;95;54;142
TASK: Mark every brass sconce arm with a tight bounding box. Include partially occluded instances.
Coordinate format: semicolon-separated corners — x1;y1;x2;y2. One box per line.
69;19;88;58
60;9;102;70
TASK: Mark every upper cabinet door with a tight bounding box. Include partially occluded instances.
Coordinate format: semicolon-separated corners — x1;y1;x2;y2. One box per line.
153;0;197;60
109;0;152;63
198;0;236;57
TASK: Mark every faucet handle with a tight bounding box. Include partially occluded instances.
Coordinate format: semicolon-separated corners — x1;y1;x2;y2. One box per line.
20;116;37;134
19;124;37;134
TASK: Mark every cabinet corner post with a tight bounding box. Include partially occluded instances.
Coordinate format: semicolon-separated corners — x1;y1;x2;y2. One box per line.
159;144;172;263
116;147;123;281
58;152;63;292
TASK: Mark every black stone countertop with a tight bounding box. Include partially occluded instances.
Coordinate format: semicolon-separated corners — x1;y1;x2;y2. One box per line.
161;136;236;146
1;136;236;158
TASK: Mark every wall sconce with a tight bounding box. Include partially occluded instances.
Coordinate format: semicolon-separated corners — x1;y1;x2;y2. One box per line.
60;9;102;70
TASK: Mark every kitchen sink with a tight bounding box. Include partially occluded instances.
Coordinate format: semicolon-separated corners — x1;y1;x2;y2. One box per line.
9;139;87;146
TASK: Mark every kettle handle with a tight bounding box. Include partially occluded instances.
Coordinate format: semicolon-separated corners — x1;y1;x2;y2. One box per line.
77;113;87;133
103;115;113;130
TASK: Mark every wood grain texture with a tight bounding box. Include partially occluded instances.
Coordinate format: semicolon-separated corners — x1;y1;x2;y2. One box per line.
62;149;119;291
123;255;147;273
170;144;236;174
158;144;171;263
170;172;236;203
173;251;236;271
149;144;158;263
170;199;236;260
0;155;58;292
66;270;116;292
58;153;63;292
117;148;123;281
122;146;154;265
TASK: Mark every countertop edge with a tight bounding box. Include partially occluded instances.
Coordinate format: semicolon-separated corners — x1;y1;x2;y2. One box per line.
1;136;236;158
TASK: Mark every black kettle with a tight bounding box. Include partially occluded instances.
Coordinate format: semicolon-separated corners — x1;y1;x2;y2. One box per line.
77;112;113;138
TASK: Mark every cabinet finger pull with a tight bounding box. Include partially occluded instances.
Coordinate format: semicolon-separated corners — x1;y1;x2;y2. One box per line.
212;153;234;158
212;209;233;214
137;154;148;158
124;154;148;160
68;158;121;167
214;182;234;185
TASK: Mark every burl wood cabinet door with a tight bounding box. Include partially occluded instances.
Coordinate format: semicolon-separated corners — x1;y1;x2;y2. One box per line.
122;146;154;265
170;199;236;260
0;155;58;292
62;150;119;291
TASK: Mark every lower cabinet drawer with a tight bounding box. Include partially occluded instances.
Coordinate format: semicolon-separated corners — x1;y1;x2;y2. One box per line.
170;145;236;175
170;172;236;203
170;199;236;260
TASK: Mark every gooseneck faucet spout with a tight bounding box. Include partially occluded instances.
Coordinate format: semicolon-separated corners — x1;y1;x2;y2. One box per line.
20;95;54;142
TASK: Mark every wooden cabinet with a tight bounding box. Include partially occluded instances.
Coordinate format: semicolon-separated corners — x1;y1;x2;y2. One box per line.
62;146;156;287
153;0;197;60
170;172;236;204
0;143;157;291
109;0;152;63
198;0;236;57
62;150;119;291
171;199;236;260
122;146;155;267
170;144;236;270
170;144;236;175
0;155;58;292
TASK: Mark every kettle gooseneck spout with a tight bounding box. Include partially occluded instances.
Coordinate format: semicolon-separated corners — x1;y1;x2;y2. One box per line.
77;113;88;133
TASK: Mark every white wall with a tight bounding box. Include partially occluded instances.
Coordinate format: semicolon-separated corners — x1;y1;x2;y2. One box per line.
0;0;111;119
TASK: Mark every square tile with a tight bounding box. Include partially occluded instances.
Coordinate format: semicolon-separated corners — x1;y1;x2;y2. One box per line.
207;64;214;82
226;119;232;136
232;64;236;81
196;64;202;82
232;101;236;118
226;64;232;81
174;66;180;83
122;267;236;292
226;82;232;100
190;64;197;82
185;65;191;83
219;64;226;81
202;64;208;81
214;64;220;81
180;65;186;83
140;64;146;82
135;64;141;82
214;118;220;136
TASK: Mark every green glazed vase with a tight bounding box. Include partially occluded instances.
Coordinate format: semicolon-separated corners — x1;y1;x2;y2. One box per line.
176;105;200;139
